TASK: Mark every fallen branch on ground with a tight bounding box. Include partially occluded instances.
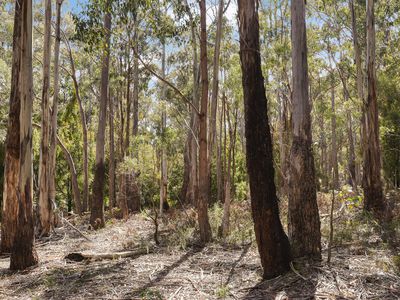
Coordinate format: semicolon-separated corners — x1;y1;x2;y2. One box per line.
61;216;92;242
65;247;152;262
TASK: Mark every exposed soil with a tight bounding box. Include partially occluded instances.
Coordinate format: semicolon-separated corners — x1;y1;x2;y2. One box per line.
1;198;400;299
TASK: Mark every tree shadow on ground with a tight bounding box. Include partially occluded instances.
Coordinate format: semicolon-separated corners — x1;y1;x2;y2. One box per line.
126;245;203;298
242;263;319;300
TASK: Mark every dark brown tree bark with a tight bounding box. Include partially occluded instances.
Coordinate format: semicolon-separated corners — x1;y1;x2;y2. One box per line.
238;0;291;279
90;6;112;229
288;0;321;259
197;0;212;243
363;0;385;216
8;0;38;270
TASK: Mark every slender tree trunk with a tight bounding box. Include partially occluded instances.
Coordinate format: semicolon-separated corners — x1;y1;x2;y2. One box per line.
90;7;111;229
66;43;89;212
349;0;364;189
160;41;168;215
197;0;212;243
288;0;321;259
238;0;291;279
132;14;139;138
125;39;131;155
221;95;232;238
58;136;81;214
330;74;339;189
109;94;116;209
208;0;224;195
38;0;53;236
181;0;199;205
216;95;224;203
363;0;385;216
9;0;38;269
49;0;63;216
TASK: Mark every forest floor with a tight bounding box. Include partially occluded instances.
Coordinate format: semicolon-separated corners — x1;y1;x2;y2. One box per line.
1;191;400;300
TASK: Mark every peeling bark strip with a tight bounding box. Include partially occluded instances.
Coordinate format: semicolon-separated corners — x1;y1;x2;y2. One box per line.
9;0;38;270
363;0;385;216
288;0;321;259
238;0;291;279
90;5;112;229
0;0;22;254
38;0;53;236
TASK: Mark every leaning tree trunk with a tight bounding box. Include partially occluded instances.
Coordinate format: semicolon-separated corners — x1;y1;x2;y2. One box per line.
65;41;89;212
238;0;291;279
38;0;53;236
90;7;111;229
49;0;63;215
363;0;385;216
288;0;321;259
9;0;38;270
197;0;212;243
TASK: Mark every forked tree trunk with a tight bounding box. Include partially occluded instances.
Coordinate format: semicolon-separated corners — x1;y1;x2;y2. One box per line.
38;0;53;236
9;0;38;270
90;7;112;229
160;41;168;215
363;0;385;216
238;0;291;279
197;0;212;243
49;0;63;216
288;0;321;259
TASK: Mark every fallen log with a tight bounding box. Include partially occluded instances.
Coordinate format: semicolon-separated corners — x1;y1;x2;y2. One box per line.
65;247;152;262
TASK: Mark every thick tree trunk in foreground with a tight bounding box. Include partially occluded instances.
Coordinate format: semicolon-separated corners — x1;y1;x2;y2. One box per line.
197;0;212;243
90;7;111;229
9;0;38;270
38;0;53;236
49;0;63;215
288;0;321;259
363;0;385;216
238;0;291;279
